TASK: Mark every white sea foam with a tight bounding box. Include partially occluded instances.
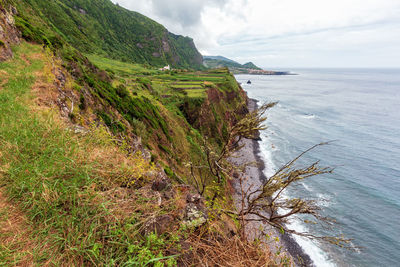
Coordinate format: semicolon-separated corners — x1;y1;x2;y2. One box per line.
258;137;278;177
288;218;336;267
258;137;336;267
316;194;333;208
302;182;313;192
301;114;316;119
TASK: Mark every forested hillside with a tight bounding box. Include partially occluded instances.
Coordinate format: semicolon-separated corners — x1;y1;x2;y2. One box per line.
16;0;203;68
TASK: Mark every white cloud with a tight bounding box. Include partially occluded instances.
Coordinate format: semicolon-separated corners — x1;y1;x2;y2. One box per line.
113;0;400;67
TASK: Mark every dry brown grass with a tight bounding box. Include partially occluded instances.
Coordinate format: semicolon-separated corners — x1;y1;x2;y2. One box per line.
30;52;64;112
0;70;9;90
32;79;59;108
20;54;31;66
0;190;35;266
181;228;281;267
0;189;60;266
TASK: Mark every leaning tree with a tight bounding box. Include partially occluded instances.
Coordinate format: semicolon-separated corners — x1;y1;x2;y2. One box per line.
189;101;352;248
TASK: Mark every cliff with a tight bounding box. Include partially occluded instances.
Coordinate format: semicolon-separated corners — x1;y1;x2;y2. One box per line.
0;3;20;61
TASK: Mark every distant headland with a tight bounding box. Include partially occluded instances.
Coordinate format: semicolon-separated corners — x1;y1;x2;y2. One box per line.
203;55;294;75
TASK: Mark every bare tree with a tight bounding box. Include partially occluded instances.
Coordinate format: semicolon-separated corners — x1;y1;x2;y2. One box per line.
189;101;353;248
238;142;352;248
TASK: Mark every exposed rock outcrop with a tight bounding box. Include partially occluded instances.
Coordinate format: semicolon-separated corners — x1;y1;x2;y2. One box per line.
182;193;207;228
0;5;20;61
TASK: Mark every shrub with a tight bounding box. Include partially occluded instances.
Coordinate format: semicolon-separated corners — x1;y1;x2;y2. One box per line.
79;94;86;110
116;84;129;98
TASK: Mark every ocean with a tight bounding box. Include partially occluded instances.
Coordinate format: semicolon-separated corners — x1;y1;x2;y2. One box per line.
236;69;400;267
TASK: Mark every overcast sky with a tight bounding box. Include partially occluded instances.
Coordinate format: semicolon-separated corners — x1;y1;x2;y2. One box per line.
112;0;400;68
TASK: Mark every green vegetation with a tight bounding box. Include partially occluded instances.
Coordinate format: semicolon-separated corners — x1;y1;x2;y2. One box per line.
86;54;160;76
13;0;203;68
86;52;245;167
0;42;182;266
0;1;351;265
243;62;262;70
203;55;262;73
0;2;282;265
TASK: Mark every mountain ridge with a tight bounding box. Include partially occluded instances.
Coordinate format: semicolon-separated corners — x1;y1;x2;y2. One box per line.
17;0;203;68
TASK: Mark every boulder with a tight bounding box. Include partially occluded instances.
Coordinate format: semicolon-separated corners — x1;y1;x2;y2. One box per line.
182;193;207;228
183;203;207;228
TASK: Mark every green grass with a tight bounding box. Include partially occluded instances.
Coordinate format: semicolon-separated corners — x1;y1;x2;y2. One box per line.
87;54;160;76
82;54;223;104
171;84;203;89
155;74;225;83
184;89;206;98
0;42;178;266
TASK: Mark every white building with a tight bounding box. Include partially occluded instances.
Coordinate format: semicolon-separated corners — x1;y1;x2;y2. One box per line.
159;65;170;71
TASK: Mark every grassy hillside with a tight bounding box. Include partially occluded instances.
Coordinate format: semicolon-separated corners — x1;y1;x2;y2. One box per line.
243;62;262;70
0;1;289;265
2;0;246;181
0;28;275;267
13;0;203;68
0;42;192;265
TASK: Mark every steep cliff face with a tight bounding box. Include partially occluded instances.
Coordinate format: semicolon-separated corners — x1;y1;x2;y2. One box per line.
15;0;203;68
0;4;20;61
181;80;248;146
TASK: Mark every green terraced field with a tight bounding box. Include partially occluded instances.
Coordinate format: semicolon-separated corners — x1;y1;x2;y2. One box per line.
87;54;231;100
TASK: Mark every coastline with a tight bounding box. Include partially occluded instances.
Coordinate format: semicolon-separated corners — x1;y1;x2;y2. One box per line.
232;98;313;267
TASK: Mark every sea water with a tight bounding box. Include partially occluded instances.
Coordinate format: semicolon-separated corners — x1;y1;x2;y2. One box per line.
236;69;400;267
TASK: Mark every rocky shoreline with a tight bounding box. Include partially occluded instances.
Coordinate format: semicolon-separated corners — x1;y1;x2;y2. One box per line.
232;98;313;266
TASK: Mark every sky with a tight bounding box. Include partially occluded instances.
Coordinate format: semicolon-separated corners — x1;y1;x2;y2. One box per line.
112;0;400;68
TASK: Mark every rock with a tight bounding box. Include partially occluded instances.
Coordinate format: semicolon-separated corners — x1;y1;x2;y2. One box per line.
143;214;174;235
151;177;171;191
10;6;17;15
151;173;174;200
182;203;207;228
0;6;20;61
182;193;207;228
72;125;88;135
186;193;202;204
162;189;175;200
55;68;66;89
162;39;170;53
